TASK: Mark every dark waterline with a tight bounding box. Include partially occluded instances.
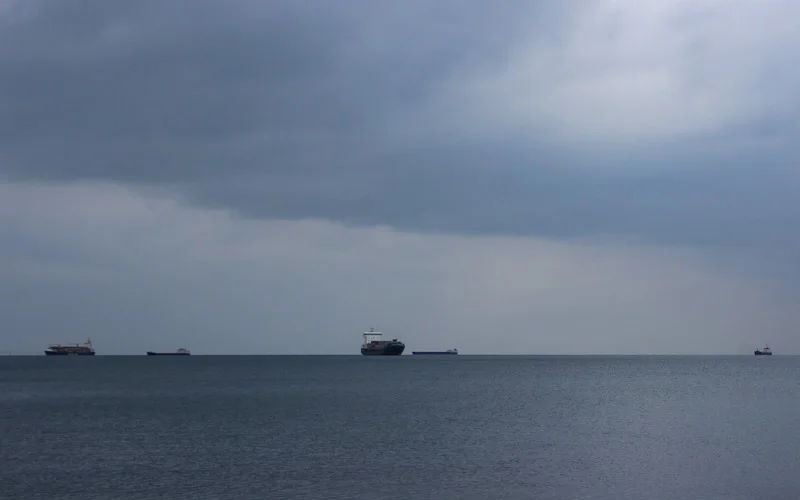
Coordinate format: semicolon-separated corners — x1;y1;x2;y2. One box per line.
2;355;798;499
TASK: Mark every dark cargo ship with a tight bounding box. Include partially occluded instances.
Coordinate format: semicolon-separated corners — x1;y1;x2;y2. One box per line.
147;348;190;356
412;349;458;355
45;339;95;356
360;328;405;356
754;345;772;356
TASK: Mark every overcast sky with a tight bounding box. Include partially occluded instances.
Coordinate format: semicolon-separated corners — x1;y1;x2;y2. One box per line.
2;0;799;354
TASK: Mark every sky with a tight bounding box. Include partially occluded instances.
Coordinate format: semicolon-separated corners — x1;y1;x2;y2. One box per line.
2;0;800;354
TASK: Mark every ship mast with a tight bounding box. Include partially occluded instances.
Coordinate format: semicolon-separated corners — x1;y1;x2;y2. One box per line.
362;327;383;345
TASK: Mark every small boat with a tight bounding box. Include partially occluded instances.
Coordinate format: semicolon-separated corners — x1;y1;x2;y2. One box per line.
754;345;772;356
147;348;191;356
412;349;458;355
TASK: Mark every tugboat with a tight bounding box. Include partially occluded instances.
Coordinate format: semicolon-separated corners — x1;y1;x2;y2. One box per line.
360;328;405;356
412;349;458;355
146;348;191;356
44;338;95;356
754;345;772;356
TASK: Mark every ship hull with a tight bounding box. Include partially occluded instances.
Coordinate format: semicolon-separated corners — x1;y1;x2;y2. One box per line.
754;351;772;356
412;351;458;355
361;344;405;356
44;351;95;356
147;352;190;356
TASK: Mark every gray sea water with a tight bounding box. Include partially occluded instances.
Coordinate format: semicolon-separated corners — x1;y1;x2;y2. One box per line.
1;355;799;500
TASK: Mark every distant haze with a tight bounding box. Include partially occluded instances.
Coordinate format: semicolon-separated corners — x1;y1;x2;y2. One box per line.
2;1;800;354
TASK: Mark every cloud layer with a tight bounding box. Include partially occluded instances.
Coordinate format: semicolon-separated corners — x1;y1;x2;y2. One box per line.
2;1;799;244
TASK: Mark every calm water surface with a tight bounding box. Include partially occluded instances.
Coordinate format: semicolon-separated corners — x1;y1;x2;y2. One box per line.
1;355;799;499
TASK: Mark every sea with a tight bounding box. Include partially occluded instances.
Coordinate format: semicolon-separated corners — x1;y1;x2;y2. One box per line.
1;355;799;500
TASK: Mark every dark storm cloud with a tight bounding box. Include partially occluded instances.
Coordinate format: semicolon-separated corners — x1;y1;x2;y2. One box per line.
189;153;800;251
1;0;799;248
0;0;556;177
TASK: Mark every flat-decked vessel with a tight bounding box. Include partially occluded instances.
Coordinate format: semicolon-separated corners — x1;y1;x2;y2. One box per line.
147;348;191;356
45;339;95;356
412;349;458;355
360;328;404;356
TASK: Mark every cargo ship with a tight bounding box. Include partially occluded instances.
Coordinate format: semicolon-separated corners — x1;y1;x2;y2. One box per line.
412;349;458;355
360;328;405;356
147;348;190;356
44;338;95;356
754;345;772;356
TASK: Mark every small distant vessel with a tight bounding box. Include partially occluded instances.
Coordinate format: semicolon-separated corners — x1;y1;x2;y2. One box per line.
754;345;772;356
45;338;95;356
412;349;458;355
147;348;191;356
360;328;405;356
